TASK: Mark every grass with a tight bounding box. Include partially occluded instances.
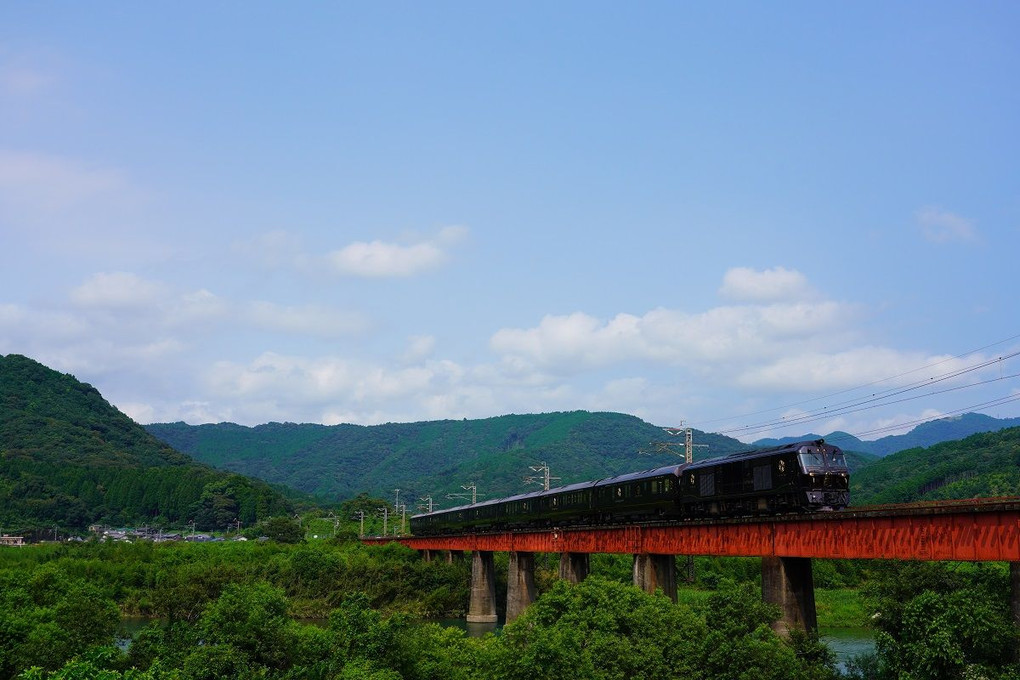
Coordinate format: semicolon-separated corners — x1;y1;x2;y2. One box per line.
815;588;871;628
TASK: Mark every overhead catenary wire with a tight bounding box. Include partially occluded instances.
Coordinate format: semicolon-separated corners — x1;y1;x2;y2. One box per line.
714;351;1020;439
695;332;1020;429
833;393;1020;444
689;332;1020;443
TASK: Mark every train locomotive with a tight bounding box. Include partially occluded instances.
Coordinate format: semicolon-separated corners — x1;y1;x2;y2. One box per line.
410;440;849;535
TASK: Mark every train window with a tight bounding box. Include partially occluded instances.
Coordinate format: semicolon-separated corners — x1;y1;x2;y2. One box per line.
753;465;772;491
799;452;825;471
829;450;847;467
699;472;715;497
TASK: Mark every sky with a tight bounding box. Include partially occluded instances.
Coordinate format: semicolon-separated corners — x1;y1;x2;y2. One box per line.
1;2;1018;443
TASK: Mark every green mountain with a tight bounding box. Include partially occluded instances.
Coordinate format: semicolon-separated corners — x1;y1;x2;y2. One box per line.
0;354;296;533
850;426;1020;505
147;414;757;504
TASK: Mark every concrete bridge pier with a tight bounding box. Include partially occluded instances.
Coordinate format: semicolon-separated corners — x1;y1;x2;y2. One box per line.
467;550;498;623
559;552;590;584
446;549;464;564
633;553;677;602
761;556;817;637
507;551;537;622
420;549;436;562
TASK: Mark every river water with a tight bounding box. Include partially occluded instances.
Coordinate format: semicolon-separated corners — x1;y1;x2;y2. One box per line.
820;627;877;673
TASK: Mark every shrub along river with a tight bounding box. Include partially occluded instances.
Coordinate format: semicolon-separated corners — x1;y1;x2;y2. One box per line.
117;616;876;673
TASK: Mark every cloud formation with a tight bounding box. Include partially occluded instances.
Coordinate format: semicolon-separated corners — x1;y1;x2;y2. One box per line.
325;226;468;277
2;263;1008;441
917;207;977;244
71;272;168;309
235;226;469;279
718;266;816;302
0;150;129;218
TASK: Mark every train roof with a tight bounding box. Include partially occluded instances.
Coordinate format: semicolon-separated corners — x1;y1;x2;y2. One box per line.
686;439;835;469
592;463;683;487
412;478;600;518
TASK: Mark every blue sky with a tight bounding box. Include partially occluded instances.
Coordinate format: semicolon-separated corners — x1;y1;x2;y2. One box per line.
2;2;1018;442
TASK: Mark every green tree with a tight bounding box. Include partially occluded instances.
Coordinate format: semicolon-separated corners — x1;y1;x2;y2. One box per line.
865;562;1019;680
255;516;304;544
199;582;293;670
489;576;707;680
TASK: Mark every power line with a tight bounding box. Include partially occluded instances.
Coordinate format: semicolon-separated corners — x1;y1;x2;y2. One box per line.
712;351;1020;440
844;394;1020;441
695;332;1020;428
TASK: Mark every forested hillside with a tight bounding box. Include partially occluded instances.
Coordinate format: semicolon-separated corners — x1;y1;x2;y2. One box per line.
148;414;753;503
0;354;297;533
850;426;1020;505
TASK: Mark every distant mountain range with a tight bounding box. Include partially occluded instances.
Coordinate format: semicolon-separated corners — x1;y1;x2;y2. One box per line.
5;353;1019;531
144;411;1019;504
752;412;1020;457
145;414;751;504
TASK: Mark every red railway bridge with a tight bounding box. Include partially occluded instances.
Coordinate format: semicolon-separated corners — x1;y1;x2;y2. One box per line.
364;498;1020;635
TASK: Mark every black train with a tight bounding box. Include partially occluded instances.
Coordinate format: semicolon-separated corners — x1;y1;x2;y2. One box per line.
410;440;850;535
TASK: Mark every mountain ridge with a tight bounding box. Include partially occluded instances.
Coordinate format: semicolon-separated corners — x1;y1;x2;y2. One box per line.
752;413;1020;456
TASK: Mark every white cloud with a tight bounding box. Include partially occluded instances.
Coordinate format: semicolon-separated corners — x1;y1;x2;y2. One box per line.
0;150;130;216
244;301;370;339
70;272;168;309
917;207;977;244
489;298;857;374
402;335;436;363
235;227;469;279
327;240;447;277
325;227;468;277
204;352;465;423
718;266;816;303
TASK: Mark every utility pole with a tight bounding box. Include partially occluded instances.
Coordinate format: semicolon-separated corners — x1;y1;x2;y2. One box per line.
640;423;707;582
379;507;388;536
327;511;338;538
419;495;435;513
524;461;560;491
640;423;707;464
353;510;365;538
397;504;407;535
